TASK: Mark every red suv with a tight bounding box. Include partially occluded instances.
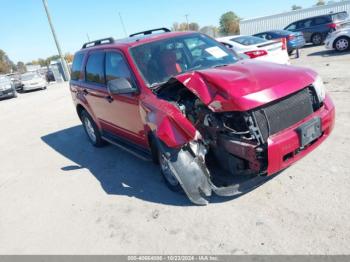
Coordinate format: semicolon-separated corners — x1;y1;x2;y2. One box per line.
70;28;335;205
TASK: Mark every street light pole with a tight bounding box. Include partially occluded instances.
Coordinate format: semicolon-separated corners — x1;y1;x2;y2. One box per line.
185;14;189;31
42;0;70;81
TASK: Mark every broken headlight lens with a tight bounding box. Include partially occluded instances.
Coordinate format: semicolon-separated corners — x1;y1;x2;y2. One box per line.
313;75;326;102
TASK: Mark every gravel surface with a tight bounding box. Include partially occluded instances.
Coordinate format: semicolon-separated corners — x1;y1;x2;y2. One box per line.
0;45;349;254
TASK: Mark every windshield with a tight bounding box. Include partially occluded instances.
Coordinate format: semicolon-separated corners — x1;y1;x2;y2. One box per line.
0;76;10;84
21;73;38;81
231;36;267;46
130;33;238;87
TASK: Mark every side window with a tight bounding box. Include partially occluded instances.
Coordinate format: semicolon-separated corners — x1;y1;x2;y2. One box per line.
85;52;105;84
286;23;296;30
301;19;312;28
265;33;273;40
105;52;134;85
313;17;329;25
71;53;84;81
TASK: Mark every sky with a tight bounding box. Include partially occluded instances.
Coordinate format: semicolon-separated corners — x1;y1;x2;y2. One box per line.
0;0;319;63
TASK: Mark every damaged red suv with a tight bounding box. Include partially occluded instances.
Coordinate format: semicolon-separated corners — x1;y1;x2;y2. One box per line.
70;28;335;205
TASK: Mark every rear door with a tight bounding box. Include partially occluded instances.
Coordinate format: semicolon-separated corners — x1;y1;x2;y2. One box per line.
296;19;313;41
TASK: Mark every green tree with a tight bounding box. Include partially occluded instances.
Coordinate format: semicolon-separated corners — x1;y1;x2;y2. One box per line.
17;61;26;73
292;4;302;10
316;0;325;5
0;49;13;74
188;22;199;31
219;11;240;36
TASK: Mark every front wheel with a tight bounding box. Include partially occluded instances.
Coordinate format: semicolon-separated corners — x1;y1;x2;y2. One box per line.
334;37;349;52
81;110;105;147
158;150;182;192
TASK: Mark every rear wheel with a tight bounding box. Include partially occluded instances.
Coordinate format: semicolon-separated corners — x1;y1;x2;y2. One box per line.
311;33;323;45
334;36;349;52
81;110;105;147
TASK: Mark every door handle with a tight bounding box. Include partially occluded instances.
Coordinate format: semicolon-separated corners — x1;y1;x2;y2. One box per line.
82;89;89;96
105;95;113;103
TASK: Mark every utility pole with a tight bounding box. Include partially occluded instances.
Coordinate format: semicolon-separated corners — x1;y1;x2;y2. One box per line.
118;12;128;37
185;14;189;31
42;0;70;81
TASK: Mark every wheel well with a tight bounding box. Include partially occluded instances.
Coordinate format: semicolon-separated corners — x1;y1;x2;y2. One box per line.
148;132;160;164
333;35;350;48
76;104;85;120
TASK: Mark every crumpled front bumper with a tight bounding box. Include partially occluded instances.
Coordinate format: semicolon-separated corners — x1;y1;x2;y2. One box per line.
267;94;335;175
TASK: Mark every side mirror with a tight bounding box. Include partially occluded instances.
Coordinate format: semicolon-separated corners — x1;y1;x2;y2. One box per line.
107;78;137;95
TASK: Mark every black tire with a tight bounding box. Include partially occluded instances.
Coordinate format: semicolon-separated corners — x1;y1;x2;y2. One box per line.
158;148;182;192
334;36;350;52
81;110;106;147
311;33;323;45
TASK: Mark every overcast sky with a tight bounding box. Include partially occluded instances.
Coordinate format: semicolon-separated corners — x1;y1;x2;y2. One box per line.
0;0;319;63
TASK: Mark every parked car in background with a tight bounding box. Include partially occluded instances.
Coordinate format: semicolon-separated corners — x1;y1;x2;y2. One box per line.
217;35;290;64
6;73;23;91
46;69;55;82
253;30;305;55
325;26;350;52
284;12;349;45
21;72;47;92
70;29;334;205
0;75;17;99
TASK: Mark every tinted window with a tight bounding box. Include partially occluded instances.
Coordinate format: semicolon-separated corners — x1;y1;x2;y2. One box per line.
231;36;266;46
85;52;105;84
71;53;84;81
297;19;312;29
313;17;330;25
105;52;133;83
285;23;296;30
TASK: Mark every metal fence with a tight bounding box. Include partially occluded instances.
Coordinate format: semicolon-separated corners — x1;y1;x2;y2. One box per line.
240;1;350;35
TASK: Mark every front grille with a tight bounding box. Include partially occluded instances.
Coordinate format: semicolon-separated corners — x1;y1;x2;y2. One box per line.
252;88;314;141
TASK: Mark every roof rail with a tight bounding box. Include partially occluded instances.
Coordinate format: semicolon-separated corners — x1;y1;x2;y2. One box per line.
82;37;114;49
129;28;171;37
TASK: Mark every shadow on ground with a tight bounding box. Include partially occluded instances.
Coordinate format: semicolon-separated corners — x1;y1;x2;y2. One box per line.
307;49;350;57
41;125;276;206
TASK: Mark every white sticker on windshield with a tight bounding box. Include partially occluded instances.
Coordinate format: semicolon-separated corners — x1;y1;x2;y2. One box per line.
205;46;228;58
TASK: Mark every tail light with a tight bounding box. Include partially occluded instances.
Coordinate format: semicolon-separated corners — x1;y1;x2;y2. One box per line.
244;50;268;59
287;35;295;40
328;23;337;29
281;38;287;50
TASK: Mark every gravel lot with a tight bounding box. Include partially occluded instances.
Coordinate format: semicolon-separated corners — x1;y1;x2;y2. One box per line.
0;45;349;254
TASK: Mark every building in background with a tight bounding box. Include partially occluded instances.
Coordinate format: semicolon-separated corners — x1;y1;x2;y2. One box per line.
240;0;350;35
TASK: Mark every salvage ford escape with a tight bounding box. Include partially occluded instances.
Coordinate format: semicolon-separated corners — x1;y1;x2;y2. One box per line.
70;28;335;205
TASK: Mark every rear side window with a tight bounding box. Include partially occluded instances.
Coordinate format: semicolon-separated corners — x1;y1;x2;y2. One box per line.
231;36;266;46
85;52;105;84
71;53;84;81
313;17;330;25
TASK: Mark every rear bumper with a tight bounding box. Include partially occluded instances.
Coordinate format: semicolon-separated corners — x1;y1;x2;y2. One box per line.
23;84;45;91
267;94;335;175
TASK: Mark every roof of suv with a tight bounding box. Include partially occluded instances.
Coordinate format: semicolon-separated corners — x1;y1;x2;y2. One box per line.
76;29;196;54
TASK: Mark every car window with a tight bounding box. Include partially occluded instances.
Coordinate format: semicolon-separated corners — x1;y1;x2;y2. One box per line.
85;52;105;84
71;53;84;81
332;12;348;21
105;52;134;84
297;19;312;29
285;23;296;30
312;17;330;26
230;36;266;46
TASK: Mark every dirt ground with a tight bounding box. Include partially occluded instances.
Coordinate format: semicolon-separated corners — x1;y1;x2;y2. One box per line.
0;45;349;254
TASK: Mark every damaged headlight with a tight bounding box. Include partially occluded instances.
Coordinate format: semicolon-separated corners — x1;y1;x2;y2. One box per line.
313;75;326;102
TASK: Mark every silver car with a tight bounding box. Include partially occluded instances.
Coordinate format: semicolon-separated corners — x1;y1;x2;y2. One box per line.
21;72;47;92
0;75;17;99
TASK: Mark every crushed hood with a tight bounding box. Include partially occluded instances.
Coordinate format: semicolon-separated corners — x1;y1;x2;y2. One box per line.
174;60;317;112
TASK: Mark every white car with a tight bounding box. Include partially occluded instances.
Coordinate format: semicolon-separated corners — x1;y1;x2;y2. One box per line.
217;35;290;65
21;72;47;92
325;27;350;52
